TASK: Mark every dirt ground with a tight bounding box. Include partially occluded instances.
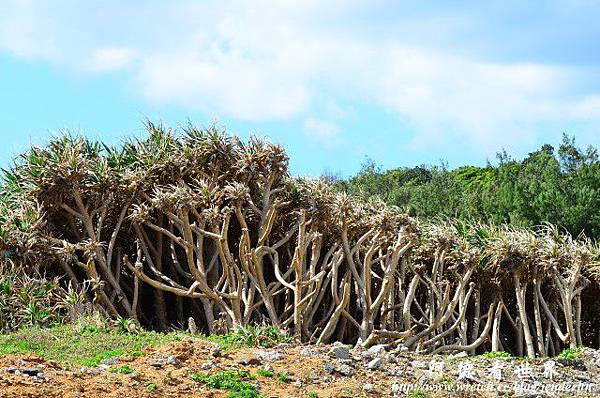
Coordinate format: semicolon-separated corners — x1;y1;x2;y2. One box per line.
1;339;599;397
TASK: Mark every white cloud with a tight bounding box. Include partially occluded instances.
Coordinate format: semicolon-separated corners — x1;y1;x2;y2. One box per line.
0;0;599;151
89;47;134;72
303;118;342;148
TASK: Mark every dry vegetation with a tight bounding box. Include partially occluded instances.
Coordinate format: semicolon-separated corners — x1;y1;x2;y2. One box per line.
0;122;599;357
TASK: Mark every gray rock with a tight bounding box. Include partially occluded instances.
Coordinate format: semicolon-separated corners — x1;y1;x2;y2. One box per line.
293;379;303;387
411;360;428;369
323;375;334;383
366;358;383;370
211;345;223;358
328;344;350;360
100;357;120;365
238;356;262;366
6;367;18;373
363;383;375;393
366;344;386;356
335;364;355;376
385;353;397;363
324;363;335;373
264;364;274;372
150;358;166;368
300;347;319;357
257;350;283;362
200;361;215;370
21;368;40;377
87;368;102;376
448;351;468;359
386;367;404;377
167;355;182;367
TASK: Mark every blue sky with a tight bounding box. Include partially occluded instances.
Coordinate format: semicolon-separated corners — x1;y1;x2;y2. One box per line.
1;1;600;177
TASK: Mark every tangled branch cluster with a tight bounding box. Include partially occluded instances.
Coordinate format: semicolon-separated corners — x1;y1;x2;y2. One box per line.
1;123;599;356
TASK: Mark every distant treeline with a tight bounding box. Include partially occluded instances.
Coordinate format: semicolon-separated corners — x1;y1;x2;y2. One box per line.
336;135;600;240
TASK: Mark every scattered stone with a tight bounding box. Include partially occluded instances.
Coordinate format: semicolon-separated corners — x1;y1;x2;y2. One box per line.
324;363;335;374
86;368;102;376
366;344;386;356
166;355;182;367
323;375;334;383
300;347;318;357
264;364;274;372
328;343;350;360
556;357;586;370
335;364;355;376
21;368;40;377
363;383;375;393
385;353;397;363
238;356;262;366
211;345;223;358
448;351;468;359
257;350;283;362
97;365;110;372
5;367;18;373
386;367;404;377
200;361;215;370
366;358;383;370
150;358;166;368
411;360;428;369
294;379;303;387
100;357;120;365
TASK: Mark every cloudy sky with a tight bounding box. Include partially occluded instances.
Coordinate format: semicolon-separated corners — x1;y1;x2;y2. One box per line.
1;1;599;176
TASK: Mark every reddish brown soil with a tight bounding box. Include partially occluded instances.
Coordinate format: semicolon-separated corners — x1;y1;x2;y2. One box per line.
0;340;385;398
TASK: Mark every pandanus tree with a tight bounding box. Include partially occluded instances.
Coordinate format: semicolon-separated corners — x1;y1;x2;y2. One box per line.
0;122;599;355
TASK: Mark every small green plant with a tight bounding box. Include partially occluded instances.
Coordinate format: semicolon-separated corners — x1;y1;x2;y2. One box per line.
206;324;292;350
307;392;318;398
256;369;274;378
110;365;134;374
191;370;260;398
276;372;290;383
410;390;428;398
439;375;453;384
480;351;511;359
557;347;582;360
145;382;159;392
114;317;138;334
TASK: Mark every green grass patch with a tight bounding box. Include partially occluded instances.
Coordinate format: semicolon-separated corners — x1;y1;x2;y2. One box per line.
191;369;260;398
276;372;290;383
0;316;182;367
206;324;292;350
256;369;274;378
110;365;135;374
557;347;582;360
307;393;318;398
479;351;511;359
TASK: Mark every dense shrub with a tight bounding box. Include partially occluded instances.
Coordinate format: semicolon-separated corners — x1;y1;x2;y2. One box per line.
0;123;598;357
